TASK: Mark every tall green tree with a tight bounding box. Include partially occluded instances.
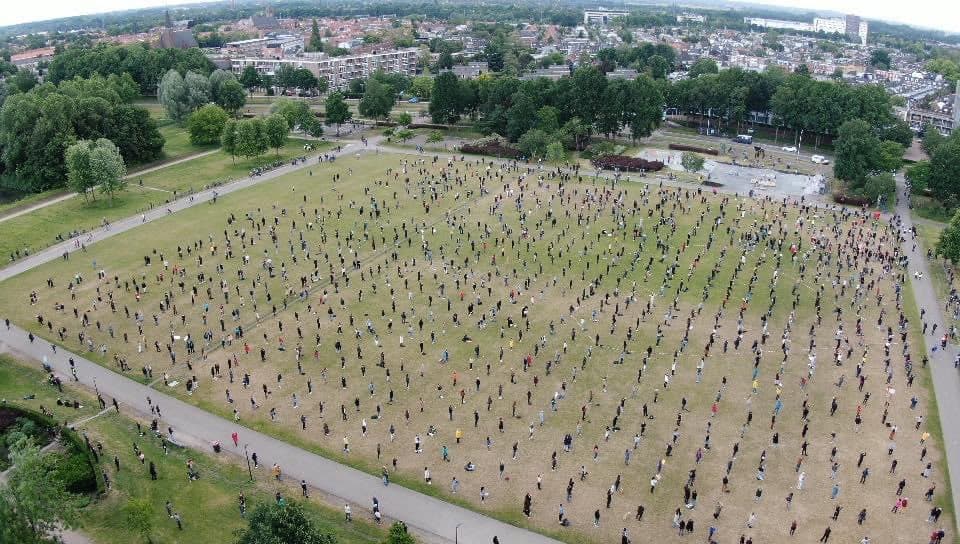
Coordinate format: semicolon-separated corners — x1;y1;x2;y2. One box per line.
410;76;434;100
270;98;316;134
358;78;394;121
158;69;191;122
429;71;462;125
877;140;905;172
184;71;212;111
625;75;664;141
239;66;261;94
236;118;268;159
264;114;289;156
188;104;230;145
217;79;247;116
4;437;80;539
221;118;239;163
309;19;324;52
833;119;881;186
324;91;352;135
66;139;97;201
928;139;960;207
234;501;336;544
688;58;719;78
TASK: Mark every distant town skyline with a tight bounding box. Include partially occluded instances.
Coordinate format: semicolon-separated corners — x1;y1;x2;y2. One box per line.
0;0;957;34
733;0;958;34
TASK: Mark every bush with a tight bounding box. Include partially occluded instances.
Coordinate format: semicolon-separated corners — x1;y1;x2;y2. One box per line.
592;155;665;172
382;127;395;137
426;130;444;143
461;134;522;158
44;444;98;495
669;143;719;156
580;141;624;160
461;142;522;159
832;191;872;206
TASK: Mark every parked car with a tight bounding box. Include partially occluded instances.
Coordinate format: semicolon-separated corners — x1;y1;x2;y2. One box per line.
781;146;797;152
408;97;420;103
811;154;829;165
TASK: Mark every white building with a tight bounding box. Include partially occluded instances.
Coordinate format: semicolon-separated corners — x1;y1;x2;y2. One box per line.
677;13;705;23
744;17;814;32
224;35;304;57
230;48;418;90
813;17;846;34
583;9;630;25
858;21;869;45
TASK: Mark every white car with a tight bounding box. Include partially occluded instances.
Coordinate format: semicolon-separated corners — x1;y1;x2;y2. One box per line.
781;146;797;152
810;154;829;165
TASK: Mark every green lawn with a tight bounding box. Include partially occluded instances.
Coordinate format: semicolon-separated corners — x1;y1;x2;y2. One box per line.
156;122;214;161
0;356;385;544
133;138;324;194
0;151;950;544
0;138;327;261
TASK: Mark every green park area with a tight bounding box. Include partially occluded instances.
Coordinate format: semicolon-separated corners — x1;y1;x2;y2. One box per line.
0;138;325;263
0;355;386;544
0;147;951;544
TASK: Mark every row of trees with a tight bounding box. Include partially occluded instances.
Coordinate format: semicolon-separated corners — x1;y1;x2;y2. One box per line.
908;127;960;209
221;115;290;161
158;68;246;122
342;64;905;155
0;73;163;191
237;65;328;97
47;43;215;94
832;119;903;203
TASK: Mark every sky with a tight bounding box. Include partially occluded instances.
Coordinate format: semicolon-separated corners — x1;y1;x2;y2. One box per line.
0;0;958;33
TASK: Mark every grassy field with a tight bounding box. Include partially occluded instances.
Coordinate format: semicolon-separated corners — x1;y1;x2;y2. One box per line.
0;148;950;544
156;122;215;161
0;356;385;544
0;139;326;263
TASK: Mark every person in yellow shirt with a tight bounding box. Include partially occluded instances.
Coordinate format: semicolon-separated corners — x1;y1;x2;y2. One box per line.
455;428;463;444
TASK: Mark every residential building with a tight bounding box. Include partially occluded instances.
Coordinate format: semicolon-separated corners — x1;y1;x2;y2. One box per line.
813;17;846;35
744;17;814;32
230;48;418;90
677;13;706;24
904;80;960;135
583;9;630;25
224;35;304;57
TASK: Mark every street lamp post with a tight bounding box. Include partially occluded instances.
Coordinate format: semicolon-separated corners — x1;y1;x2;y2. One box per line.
455;523;462;544
244;444;254;481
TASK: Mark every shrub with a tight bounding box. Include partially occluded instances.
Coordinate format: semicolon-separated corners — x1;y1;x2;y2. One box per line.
591;155;665;172
669;143;719;156
427;130;444;143
461;134;522;158
44;444;98;495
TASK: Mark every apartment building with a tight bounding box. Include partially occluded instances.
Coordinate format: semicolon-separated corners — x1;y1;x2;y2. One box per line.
230;48;418;90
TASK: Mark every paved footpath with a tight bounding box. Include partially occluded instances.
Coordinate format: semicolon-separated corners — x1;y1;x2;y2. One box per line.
0;324;558;544
0;137;560;544
0;149;220;225
0;143;357;283
895;172;960;535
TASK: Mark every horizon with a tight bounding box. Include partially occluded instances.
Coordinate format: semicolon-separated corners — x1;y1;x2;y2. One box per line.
0;0;957;35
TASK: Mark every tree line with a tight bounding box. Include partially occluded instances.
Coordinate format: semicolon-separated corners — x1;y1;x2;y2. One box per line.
47;43;216;95
0;73;163;192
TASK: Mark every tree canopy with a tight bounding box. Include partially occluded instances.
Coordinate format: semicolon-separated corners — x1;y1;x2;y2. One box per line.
0;74;161;192
234;501;336;544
